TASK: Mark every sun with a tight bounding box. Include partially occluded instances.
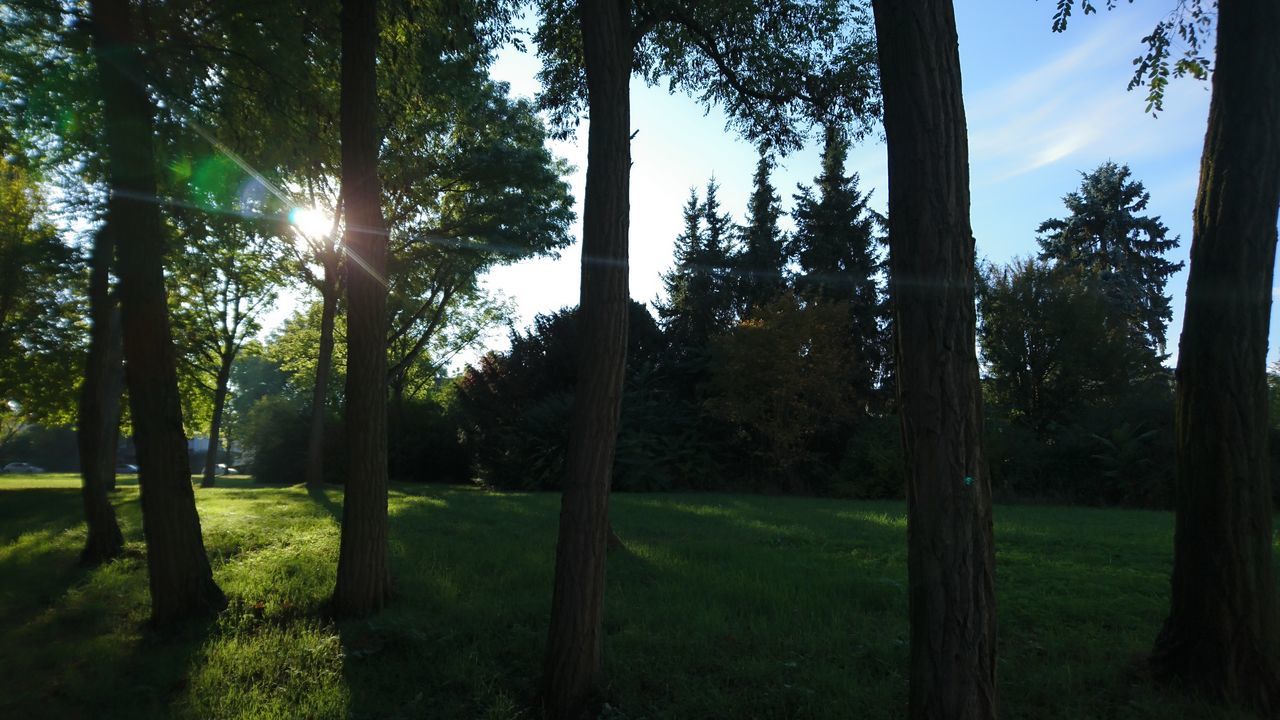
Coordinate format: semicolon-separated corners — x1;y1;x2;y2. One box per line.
288;206;333;241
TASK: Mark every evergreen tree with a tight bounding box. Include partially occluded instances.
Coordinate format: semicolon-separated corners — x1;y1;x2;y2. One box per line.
658;181;736;361
1037;161;1182;359
735;150;787;317
789;125;884;397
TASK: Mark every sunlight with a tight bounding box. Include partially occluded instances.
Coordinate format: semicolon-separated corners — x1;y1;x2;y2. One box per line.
288;206;333;243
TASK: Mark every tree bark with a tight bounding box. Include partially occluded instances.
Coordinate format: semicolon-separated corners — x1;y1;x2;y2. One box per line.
870;1;997;718
305;256;338;489
541;1;631;717
77;225;124;567
200;351;235;488
90;0;225;626
331;0;391;617
1151;0;1280;713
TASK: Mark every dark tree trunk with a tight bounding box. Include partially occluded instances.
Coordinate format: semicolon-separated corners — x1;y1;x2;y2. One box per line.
331;0;391;617
104;335;124;493
541;1;631;717
200;352;235;488
1151;0;1280;713
870;1;997;718
90;0;225;626
77;226;124;567
305;260;338;489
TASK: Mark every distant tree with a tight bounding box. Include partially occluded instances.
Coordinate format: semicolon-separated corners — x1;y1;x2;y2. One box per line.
733;149;787;317
1037;161;1182;362
705;293;857;485
90;0;224;625
871;0;996;716
977;257;1144;432
657;181;737;364
789;123;884;402
170;212;285;488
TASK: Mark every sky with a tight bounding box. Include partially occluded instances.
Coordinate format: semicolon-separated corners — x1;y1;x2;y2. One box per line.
470;1;1280;369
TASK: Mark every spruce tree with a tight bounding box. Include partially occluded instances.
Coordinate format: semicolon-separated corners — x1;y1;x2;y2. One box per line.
658;181;736;361
735;150;787;317
789;125;884;397
1037;161;1182;359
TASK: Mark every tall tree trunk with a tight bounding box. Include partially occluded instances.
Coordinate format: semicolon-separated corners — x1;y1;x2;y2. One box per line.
305;262;338;489
870;1;997;718
200;352;235;488
77;226;124;567
90;0;225;626
331;0;391;617
1151;0;1280;713
541;1;631;717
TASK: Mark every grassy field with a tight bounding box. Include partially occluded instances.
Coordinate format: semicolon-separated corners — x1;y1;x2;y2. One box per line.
0;474;1266;719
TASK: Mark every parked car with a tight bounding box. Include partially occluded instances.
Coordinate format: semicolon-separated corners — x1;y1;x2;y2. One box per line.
2;462;45;474
115;463;139;473
215;464;238;475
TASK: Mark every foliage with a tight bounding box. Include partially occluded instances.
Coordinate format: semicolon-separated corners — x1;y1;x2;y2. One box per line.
657;182;738;363
1048;0;1215;113
1037;161;1182;364
733;149;787;317
0;156;83;425
704;293;863;490
455;300;691;491
533;0;881;151
788;124;885;401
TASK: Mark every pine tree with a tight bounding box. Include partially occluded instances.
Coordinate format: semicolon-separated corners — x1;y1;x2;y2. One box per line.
1037;161;1182;359
735;150;787;317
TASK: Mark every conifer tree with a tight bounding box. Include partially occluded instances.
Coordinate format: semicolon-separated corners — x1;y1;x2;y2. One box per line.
735;150;787;317
1037;161;1182;359
789;125;884;397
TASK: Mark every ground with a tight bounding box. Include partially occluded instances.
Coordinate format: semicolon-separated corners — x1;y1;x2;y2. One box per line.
0;474;1266;719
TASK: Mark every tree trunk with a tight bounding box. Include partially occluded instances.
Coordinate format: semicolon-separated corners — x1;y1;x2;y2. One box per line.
331;0;391;618
200;352;235;488
104;329;124;493
90;0;225;626
77;226;124;567
305;262;338;489
870;1;997;718
541;1;631;717
1151;0;1280;713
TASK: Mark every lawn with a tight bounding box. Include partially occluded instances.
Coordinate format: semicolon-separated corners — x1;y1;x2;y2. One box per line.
0;474;1265;719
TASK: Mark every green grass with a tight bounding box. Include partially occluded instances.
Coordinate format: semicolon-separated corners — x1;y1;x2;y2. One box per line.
0;474;1266;719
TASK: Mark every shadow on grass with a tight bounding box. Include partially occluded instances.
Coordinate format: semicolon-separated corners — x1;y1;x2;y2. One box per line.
307;483;343;522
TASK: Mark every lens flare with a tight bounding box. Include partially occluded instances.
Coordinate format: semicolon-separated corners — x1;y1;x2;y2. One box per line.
289;206;333;240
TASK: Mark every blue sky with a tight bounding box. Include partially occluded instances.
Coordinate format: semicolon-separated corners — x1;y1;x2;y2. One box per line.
478;1;1279;367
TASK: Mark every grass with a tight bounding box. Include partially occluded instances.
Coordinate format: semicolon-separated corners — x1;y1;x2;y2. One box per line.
0;474;1267;719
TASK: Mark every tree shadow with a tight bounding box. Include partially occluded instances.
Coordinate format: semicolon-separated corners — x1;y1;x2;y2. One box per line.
307;483;343;522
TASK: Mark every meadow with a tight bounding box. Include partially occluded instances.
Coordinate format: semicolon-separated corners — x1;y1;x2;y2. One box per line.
0;475;1264;719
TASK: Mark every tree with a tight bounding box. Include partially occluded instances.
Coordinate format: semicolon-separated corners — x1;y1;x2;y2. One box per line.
76;224;125;566
0;156;84;427
704;292;858;484
870;0;996;716
789;123;884;403
90;0;224;625
1149;0;1280;711
1037;161;1182;361
657;181;736;364
331;0;392;618
533;1;880;714
734;149;786;317
171;203;285;488
978;257;1144;433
